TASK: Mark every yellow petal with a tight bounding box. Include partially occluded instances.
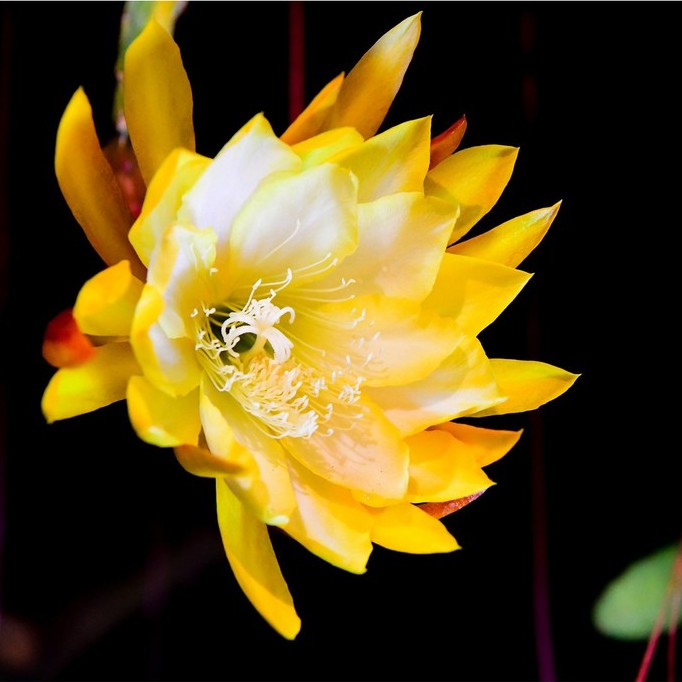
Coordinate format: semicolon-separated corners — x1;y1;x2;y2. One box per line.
291;127;363;168
334;117;431;202
202;381;295;525
321;13;421;138
174;443;249;478
73;261;143;337
280;73;344;145
331;193;456;302
425;145;519;244
178;113;301;276
42;342;140;423
124;19;195;184
422;252;532;336
127;375;200;447
473;359;580;417
216;479;300;640
130;284;202;396
55;89;145;279
284;458;373;574
145;222;217;337
228;163;358;290
432;421;523;467
405;428;494;503
286;396;409;501
366;334;505;437
368;503;459;554
308;295;461;388
449;202;562;268
129;148;210;267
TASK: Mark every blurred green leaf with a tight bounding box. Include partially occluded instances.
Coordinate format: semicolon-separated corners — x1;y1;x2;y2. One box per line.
593;542;681;641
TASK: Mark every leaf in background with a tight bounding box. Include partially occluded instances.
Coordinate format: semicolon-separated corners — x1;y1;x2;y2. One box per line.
113;1;188;134
593;542;682;640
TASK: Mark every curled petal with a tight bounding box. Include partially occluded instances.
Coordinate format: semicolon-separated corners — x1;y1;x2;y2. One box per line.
216;479;301;640
55;89;145;278
124;19;195;184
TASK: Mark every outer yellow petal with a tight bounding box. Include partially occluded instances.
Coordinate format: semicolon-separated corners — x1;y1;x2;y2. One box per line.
42;342;140;422
284;458;373;574
73;261;143;337
280;73;344;145
422;252;532;337
405;428;494;503
449;202;562;268
473;359;580;417
368;503;460;554
433;421;523;467
216;479;300;640
425;145;519;244
55;89;145;279
333;117;431;202
321;13;421;138
127;375;200;447
366;334;505;437
129;148;210;267
124;19;195;184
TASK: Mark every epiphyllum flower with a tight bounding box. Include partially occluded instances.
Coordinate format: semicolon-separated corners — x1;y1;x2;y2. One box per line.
42;14;578;639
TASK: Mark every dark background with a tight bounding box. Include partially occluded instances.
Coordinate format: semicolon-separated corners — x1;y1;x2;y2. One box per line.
1;2;679;680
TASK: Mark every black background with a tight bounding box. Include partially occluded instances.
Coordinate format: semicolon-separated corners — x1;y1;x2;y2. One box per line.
1;2;680;681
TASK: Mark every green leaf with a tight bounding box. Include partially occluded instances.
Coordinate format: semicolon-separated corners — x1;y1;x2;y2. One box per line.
593;542;682;641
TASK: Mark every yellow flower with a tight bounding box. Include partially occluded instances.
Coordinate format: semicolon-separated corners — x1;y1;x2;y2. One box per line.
41;14;578;639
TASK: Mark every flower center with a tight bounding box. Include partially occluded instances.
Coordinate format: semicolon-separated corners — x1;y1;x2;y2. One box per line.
192;265;377;441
